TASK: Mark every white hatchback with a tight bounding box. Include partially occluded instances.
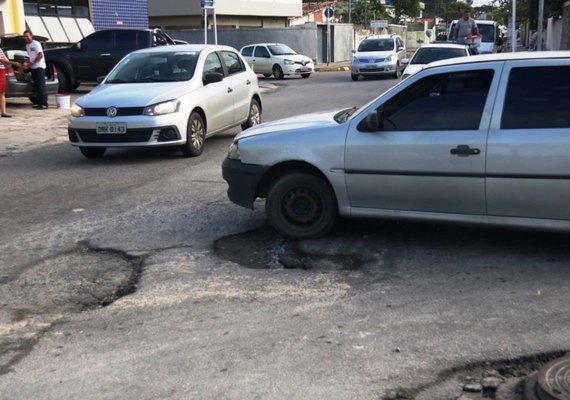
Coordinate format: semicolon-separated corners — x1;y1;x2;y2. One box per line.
68;45;262;159
240;43;314;80
402;43;472;79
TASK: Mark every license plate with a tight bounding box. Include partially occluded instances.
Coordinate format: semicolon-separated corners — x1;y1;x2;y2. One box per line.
299;67;309;72
96;122;127;134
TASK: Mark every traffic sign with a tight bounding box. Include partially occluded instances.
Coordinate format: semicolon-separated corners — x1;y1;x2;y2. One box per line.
201;0;214;8
324;7;334;19
370;20;389;28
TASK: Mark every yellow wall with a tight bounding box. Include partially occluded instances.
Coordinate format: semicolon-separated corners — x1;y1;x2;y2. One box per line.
8;0;26;33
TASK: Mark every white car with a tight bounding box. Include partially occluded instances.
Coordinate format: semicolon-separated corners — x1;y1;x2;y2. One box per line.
240;43;314;80
68;44;262;159
351;34;406;80
401;43;472;79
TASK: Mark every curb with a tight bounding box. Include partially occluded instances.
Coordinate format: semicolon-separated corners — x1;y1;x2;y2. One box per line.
315;66;350;72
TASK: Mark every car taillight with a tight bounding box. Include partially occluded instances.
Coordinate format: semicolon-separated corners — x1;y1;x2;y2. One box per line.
53;66;58;76
5;67;14;77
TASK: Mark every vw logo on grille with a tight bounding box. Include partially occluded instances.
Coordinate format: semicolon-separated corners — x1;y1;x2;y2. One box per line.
106;107;118;118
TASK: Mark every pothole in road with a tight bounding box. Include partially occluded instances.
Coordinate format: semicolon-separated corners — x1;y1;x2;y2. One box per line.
385;351;570;400
214;227;374;271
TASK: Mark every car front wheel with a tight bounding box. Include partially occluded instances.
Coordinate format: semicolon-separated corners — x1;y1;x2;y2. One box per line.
351;74;359;81
79;147;106;159
266;173;338;239
241;99;261;130
273;65;284;80
180;112;205;157
393;63;401;79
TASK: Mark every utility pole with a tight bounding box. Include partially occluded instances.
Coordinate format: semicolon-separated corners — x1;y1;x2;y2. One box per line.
511;0;516;52
536;0;544;51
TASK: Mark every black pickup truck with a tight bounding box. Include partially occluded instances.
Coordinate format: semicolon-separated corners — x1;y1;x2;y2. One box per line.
44;28;186;92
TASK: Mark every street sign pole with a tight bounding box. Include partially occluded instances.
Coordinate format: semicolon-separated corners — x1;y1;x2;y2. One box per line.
511;0;516;52
537;0;544;51
201;0;217;45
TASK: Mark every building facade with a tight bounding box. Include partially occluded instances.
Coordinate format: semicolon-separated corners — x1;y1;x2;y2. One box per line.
1;0;149;44
149;0;302;29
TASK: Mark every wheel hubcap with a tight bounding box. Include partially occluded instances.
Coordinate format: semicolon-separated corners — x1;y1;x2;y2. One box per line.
191;118;204;149
282;188;322;225
250;105;260;126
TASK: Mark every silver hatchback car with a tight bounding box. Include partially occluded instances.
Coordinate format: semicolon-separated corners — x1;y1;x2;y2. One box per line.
223;52;570;239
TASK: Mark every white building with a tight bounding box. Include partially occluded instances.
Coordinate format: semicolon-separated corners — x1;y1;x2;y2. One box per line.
148;0;302;29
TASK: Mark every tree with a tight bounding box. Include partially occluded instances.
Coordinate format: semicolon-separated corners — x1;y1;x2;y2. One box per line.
392;0;421;21
350;0;392;26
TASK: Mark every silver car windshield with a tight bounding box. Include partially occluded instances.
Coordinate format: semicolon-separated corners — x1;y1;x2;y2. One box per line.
357;39;394;52
411;48;467;65
106;51;199;83
267;44;296;56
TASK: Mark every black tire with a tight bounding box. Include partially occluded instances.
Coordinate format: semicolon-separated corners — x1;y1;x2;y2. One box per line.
301;73;311;79
265;173;338;239
70;81;81;91
180;112;205;157
273;65;284;80
263;73;272;78
79;147;106;159
351;74;359;81
241;99;261;130
57;69;68;93
393;63;401;79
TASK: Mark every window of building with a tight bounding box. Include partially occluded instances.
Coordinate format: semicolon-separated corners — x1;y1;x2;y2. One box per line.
501;66;570;129
23;0;89;18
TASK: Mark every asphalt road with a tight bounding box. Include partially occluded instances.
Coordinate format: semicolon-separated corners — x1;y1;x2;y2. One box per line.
0;72;569;400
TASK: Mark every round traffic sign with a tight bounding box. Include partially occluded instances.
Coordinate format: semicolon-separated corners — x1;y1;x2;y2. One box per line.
324;7;334;19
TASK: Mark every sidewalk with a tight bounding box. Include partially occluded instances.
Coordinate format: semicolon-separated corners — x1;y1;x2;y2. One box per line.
314;61;351;72
1;97;70;157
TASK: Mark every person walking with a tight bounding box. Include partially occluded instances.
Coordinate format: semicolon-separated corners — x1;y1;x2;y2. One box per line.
529;22;548;51
23;30;48;110
0;37;21;118
453;10;479;45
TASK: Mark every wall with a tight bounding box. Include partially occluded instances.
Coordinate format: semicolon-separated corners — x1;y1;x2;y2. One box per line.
149;0;301;18
92;0;149;30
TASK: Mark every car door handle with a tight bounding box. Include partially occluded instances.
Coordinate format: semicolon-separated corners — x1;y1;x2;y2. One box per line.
227;87;233;93
450;145;481;156
246;80;251;85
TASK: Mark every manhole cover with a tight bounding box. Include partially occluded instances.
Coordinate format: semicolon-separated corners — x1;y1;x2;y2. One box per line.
535;355;570;400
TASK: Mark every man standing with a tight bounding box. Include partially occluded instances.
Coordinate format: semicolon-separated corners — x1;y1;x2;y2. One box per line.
453;10;479;45
23;30;48;110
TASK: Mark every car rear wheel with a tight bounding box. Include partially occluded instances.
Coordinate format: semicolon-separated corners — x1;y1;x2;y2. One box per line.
79;147;106;159
351;74;359;81
301;73;311;79
180;112;205;157
241;99;261;130
273;65;284;80
57;70;68;93
266;173;338;239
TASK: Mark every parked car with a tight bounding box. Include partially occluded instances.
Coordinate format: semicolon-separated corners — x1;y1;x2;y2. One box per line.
68;44;262;159
448;20;503;54
222;52;570;239
351;34;406;80
401;43;472;79
240;43;314;80
0;34;58;102
45;28;181;92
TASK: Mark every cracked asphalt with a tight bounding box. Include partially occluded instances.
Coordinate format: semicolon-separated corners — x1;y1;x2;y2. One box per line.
0;73;569;400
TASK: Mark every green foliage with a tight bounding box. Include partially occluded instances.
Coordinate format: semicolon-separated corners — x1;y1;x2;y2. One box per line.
393;0;421;21
349;0;393;25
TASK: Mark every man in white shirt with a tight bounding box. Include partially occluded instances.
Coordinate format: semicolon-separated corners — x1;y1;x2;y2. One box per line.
23;30;48;109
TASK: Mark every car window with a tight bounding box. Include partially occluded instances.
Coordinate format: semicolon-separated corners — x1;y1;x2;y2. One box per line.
241;46;254;57
222;51;245;75
377;70;494;131
501;66;570;129
203;52;224;75
80;30;114;51
357;39;395;52
115;31;144;50
106;51;199;83
267;44;296;55
254;46;270;58
152;33;169;46
411;48;469;64
479;24;495;43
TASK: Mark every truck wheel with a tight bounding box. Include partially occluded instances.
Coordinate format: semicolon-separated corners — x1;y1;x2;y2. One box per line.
57;70;69;93
180;112;205;157
266;173;337;239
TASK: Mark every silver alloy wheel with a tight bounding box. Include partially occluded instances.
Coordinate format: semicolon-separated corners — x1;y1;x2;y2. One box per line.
191;117;204;150
250;103;261;126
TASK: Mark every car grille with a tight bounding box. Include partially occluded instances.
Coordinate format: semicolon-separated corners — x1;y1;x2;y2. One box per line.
359;58;386;63
360;67;389;72
83;107;145;117
71;128;154;143
293;60;311;66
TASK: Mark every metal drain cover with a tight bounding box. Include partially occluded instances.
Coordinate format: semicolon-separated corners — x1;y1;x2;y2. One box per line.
536;355;570;400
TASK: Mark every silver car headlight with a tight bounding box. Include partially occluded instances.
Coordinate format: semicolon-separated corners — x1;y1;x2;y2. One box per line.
284;59;294;65
144;100;180;116
385;55;393;62
228;141;241;160
70;103;85;117
353;57;359;63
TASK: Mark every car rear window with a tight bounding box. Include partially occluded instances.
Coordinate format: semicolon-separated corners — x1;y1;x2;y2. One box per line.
411;48;467;64
501;66;570;129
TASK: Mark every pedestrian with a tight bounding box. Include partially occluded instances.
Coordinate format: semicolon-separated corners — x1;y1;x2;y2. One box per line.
453;10;479;45
0;37;21;118
23;30;48;110
529;22;548;51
